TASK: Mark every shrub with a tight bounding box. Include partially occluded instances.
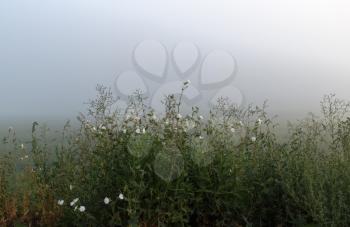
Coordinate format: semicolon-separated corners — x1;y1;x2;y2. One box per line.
1;86;350;226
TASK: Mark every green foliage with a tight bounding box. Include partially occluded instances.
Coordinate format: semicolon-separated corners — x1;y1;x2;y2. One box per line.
1;87;350;226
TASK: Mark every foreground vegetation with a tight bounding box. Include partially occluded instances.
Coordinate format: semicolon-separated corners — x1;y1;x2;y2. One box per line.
1;84;350;226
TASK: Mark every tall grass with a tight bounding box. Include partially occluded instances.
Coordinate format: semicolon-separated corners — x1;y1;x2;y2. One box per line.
1;85;350;226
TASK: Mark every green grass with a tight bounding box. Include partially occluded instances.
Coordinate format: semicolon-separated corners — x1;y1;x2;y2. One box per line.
1;85;350;226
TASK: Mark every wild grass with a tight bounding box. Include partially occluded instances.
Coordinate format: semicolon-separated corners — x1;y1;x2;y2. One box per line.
1;84;350;226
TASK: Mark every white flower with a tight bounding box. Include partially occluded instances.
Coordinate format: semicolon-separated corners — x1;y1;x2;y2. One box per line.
20;144;24;149
257;118;262;125
142;128;146;134
118;193;124;200
135;128;141;134
104;197;111;204
69;184;74;191
57;199;64;206
199;115;204;120
230;128;235;133
92;127;97;131
24;155;29;159
101;126;106;130
239;121;244;126
199;136;204;140
152;114;157;120
79;206;86;212
251;136;256;142
177;113;182;119
122;128;127;134
70;198;79;206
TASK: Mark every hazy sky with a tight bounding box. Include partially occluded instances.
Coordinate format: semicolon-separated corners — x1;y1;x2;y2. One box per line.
1;0;350;120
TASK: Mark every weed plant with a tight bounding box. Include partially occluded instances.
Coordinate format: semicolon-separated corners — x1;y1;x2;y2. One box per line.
1;84;350;226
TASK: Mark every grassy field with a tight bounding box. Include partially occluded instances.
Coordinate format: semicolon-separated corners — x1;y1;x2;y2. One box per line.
1;84;350;226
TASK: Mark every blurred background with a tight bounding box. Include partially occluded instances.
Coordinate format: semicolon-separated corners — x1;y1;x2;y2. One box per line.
1;0;350;136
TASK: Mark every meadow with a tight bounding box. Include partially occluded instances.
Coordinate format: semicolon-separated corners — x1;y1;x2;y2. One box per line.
1;84;350;226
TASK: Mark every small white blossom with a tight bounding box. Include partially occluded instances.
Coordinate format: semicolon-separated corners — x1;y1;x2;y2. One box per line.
231;128;235;133
104;197;111;204
251;136;256;142
24;155;29;159
69;184;74;191
199;115;204;120
239;121;244;126
199;136;204;140
257;118;262;125
118;193;124;200
142;128;146;134
135;128;141;134
177;113;182;119
92;127;97;131
70;198;79;207
79;206;86;212
122;128;127;133
20;144;24;149
57;200;64;206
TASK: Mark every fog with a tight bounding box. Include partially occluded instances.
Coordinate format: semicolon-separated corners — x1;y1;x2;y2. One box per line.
1;0;350;124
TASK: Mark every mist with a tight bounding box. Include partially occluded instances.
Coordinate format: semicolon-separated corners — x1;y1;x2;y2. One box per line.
1;0;350;125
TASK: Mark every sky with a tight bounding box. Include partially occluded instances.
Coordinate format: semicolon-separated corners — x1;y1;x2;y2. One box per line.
1;0;350;122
